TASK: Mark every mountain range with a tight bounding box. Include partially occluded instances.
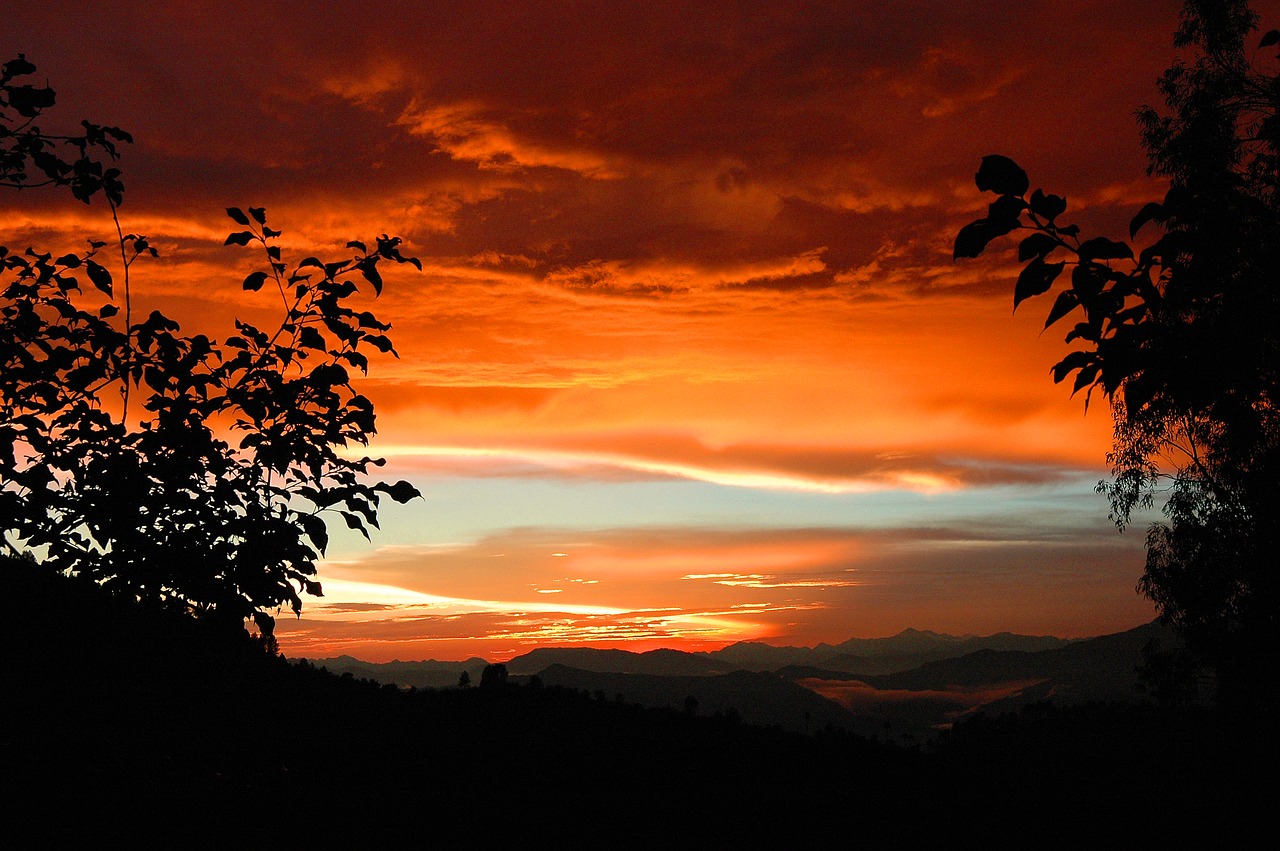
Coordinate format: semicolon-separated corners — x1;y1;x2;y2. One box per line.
308;622;1174;740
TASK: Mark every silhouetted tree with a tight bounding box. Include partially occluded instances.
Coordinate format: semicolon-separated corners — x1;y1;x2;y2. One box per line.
1;56;421;640
458;670;471;689
479;663;509;689
955;1;1279;704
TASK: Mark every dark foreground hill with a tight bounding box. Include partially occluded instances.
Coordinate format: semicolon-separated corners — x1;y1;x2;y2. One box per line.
526;664;872;735
5;556;1276;847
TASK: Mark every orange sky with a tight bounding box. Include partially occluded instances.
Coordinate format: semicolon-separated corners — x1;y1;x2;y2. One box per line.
3;1;1188;661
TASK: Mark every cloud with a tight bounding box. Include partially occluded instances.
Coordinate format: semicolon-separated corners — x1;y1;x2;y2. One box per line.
366;434;1090;494
396;100;622;178
268;517;1154;661
682;572;860;589
6;0;1175;662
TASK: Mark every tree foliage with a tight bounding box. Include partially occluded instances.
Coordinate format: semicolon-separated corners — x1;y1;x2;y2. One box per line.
955;1;1280;704
1;55;421;640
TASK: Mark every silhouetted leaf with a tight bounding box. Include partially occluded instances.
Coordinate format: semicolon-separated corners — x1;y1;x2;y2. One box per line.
954;220;993;259
1072;362;1101;395
1129;202;1166;239
298;325;325;350
85;260;112;296
6;85;56;117
3;55;37;78
1018;232;1059;262
343;350;369;373
987;195;1026;229
341;511;370;540
358;260;383;295
364;334;395;354
1013;258;1064;310
1072;263;1106;300
249;206;267;225
1079;237;1133;262
376;480;421;503
1029;189;1067;221
226;207;251;225
1051;350;1093;384
975;155;1029;197
224;231;255;247
300;514;328;555
1044;289;1078;328
242;271;269;292
1260;29;1279;48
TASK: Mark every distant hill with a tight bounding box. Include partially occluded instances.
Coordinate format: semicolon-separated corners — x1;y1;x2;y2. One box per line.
313;628;1081;689
307;655;488;689
711;628;1074;675
296;623;1165;741
504;646;731;677
864;620;1176;700
794;621;1181;737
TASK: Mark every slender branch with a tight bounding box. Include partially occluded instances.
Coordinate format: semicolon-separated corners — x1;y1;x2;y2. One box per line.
108;196;132;425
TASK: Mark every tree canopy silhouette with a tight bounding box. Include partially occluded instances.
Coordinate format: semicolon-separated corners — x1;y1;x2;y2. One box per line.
1;55;421;641
955;1;1280;705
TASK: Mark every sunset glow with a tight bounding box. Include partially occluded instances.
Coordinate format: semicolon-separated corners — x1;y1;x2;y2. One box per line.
3;1;1180;661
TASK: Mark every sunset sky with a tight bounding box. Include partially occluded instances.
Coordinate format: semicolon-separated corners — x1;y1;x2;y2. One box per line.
3;1;1192;661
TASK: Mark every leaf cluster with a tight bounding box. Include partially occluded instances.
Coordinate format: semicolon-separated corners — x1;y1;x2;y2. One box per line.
0;55;130;206
954;154;1156;412
1;57;421;637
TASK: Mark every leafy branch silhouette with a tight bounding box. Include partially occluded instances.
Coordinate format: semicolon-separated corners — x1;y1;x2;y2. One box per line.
1;54;421;642
955;2;1280;705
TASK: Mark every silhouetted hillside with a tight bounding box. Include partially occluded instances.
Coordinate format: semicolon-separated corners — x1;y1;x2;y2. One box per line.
526;664;869;735
6;556;1274;847
1;555;904;844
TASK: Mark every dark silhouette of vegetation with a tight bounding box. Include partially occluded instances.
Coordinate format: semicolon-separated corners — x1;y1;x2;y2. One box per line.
480;662;510;688
955;0;1280;706
1;55;421;640
7;555;1273;847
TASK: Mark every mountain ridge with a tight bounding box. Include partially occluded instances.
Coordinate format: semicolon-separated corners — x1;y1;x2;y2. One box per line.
305;624;1095;677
